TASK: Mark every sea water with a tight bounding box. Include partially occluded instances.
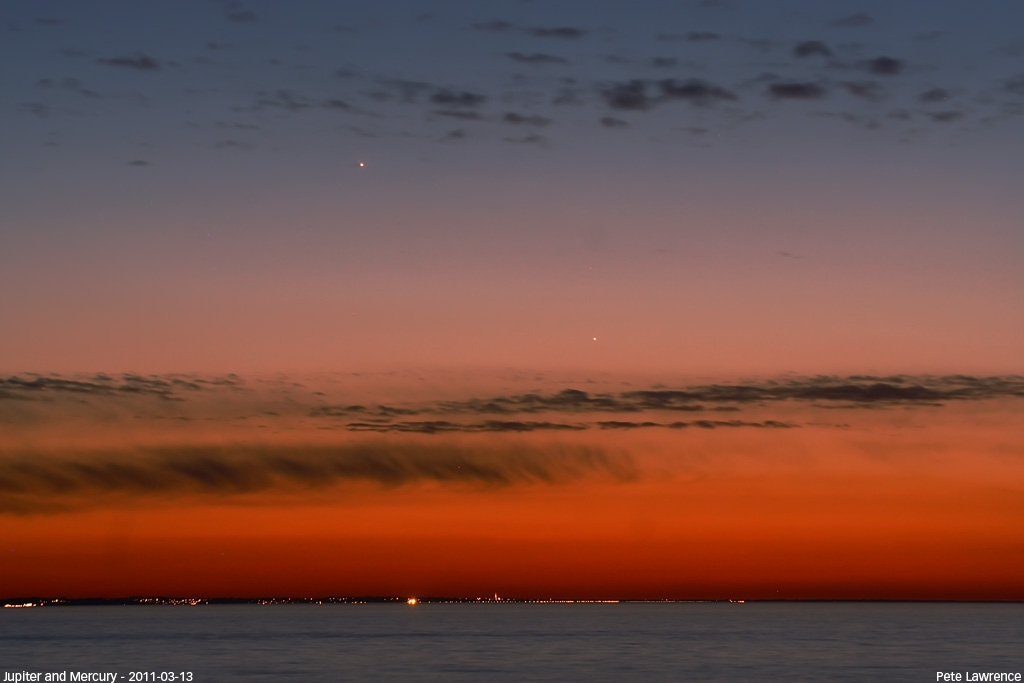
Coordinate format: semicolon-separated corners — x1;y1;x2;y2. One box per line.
1;603;1021;682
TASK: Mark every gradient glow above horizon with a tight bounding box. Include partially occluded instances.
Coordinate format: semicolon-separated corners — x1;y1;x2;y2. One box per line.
1;1;1022;600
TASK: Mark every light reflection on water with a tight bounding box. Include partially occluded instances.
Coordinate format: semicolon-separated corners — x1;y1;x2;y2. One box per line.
2;603;1021;682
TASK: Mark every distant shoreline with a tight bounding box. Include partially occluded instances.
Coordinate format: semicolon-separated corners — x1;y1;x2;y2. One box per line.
4;597;1023;607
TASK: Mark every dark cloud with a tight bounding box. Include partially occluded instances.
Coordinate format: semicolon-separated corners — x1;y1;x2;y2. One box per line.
617;383;824;406
440;388;637;415
429;89;487;108
253;90;311;111
506;52;568;65
368;78;434;104
527;27;587;39
213;139;253;150
600;116;628;128
321;99;355;111
841;81;885;102
348;418;795;432
35;18;64;26
0;442;635;514
0;373;242;402
918;88;950;104
794;41;832;58
471;20;515;32
650;57;678;69
597;420;796;430
552;86;584;105
503;134;547;146
346;420;586;434
96;54;160;71
36;77;102;99
439;128;467;142
502;112;552;126
429;376;1024;417
1004;77;1024;97
20;102;53;118
432;109;484;120
862;56;903;76
310;404;369;417
828;12;874;28
739;38;779;53
127;160;150;167
927;110;964;123
312;404;420;419
601;80;653;110
766;82;827;99
595;421;661;430
658;79;736;105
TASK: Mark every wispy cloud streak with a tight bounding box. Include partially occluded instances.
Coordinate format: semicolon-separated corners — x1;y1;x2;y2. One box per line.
0;442;635;514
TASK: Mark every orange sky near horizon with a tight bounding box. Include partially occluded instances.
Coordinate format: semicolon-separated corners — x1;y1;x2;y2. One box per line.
3;383;1022;601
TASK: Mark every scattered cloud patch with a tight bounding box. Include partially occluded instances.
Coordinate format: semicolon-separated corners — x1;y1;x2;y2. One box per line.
658;78;736;105
766;82;826;99
502;112;552;126
862;56;903;76
96;54;160;70
794;41;832;58
503;133;547;146
429;376;1024;417
840;81;885;101
507;52;568;64
1004;77;1024;97
430;89;487;107
602;80;653;110
432;109;484;120
527;26;587;39
0;373;242;402
439;128;467;142
471;20;514;32
597;420;795;430
346;420;586;434
918;88;950;103
253;90;312;111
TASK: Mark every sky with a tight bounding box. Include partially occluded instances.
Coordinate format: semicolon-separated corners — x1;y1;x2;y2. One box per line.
1;0;1023;600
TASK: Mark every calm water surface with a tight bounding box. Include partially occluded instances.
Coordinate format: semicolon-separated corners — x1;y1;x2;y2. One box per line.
1;603;1021;682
